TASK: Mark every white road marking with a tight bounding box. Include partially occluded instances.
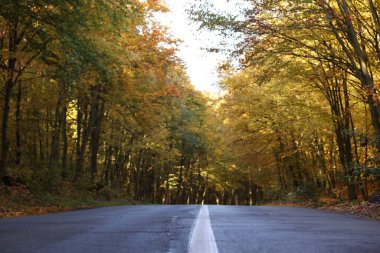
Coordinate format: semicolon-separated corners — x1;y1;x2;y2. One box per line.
188;205;219;253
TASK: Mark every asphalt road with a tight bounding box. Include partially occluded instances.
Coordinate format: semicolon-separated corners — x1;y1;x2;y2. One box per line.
0;205;379;253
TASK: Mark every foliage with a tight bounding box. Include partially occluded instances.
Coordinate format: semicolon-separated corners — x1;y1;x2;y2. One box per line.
0;0;259;207
189;0;380;202
2;0;380;209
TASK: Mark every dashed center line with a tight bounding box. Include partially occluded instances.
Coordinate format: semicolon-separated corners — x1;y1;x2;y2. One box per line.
188;205;219;253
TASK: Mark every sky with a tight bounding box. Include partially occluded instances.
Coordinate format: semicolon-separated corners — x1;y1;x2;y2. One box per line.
156;0;245;94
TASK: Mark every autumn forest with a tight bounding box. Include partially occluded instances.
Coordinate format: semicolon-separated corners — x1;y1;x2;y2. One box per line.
1;0;380;214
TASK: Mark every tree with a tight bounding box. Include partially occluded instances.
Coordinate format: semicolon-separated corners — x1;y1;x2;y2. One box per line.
0;0;84;177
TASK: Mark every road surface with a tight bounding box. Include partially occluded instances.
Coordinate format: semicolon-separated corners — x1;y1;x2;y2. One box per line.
0;205;379;253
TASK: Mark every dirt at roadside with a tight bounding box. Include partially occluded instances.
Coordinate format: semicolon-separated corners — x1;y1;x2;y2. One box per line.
318;201;380;221
265;198;380;221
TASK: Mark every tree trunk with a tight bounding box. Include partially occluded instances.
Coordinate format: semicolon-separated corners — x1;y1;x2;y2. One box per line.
49;84;65;171
61;105;68;177
75;100;91;180
74;100;83;179
0;19;20;178
0;79;14;178
89;98;104;178
15;79;22;166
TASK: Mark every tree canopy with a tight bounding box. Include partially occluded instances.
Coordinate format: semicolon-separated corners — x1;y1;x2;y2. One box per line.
1;0;379;207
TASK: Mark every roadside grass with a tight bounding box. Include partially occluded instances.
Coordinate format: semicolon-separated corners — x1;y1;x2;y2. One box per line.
0;183;135;218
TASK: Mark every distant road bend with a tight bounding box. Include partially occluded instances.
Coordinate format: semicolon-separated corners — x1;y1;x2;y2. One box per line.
1;205;379;253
